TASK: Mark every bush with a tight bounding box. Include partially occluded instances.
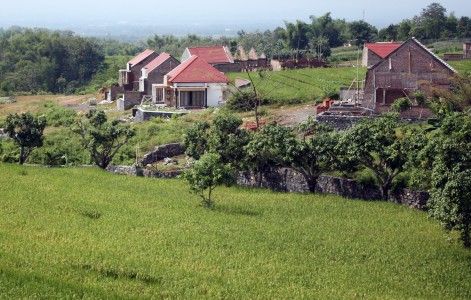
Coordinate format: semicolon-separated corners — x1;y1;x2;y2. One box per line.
391;97;412;113
43;104;77;127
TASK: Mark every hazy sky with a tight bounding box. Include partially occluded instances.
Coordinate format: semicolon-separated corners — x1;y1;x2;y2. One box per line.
0;0;469;31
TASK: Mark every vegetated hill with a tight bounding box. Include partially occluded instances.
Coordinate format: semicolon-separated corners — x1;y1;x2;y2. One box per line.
227;67;365;104
0;163;470;298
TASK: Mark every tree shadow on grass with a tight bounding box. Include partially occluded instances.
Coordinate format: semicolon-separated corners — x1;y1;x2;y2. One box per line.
211;205;262;217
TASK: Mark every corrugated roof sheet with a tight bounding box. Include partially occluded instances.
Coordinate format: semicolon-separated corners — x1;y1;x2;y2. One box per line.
128;49;155;66
167;55;230;83
365;42;402;58
187;46;233;64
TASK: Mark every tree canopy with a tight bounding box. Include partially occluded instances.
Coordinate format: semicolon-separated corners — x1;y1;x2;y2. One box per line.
0;27;104;95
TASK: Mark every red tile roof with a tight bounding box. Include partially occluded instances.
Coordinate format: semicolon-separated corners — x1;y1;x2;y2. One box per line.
365;42;402;58
128;49;155;66
167;55;230;84
143;53;176;73
187;46;232;64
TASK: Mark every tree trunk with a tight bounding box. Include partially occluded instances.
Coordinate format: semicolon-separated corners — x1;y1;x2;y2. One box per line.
462;225;470;248
301;172;317;193
381;184;389;201
19;147;25;165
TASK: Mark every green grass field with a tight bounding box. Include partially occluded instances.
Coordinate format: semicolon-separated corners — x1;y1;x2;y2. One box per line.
227;67;365;104
0;163;470;299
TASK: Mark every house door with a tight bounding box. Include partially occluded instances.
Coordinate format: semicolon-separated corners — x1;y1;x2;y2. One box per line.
180;91;206;107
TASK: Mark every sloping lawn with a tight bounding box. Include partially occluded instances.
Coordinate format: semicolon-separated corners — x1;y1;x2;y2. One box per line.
227;67;364;104
0;163;470;298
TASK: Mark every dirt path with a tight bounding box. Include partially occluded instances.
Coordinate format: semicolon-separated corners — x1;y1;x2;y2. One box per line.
271;104;317;126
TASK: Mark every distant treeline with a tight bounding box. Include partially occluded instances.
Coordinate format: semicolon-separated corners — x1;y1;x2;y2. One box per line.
0;2;469;96
144;3;471;60
0;27;104;95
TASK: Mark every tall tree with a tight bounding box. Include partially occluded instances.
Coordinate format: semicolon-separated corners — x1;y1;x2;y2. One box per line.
5;112;46;165
72;109;135;169
420;2;447;39
349;20;378;46
340;114;424;200
426;113;471;248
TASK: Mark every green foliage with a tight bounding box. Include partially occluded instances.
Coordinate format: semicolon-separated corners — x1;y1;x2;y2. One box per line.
245;120;342;191
72;109;135;169
426;113;471;248
41;101;77;127
413;90;426;106
340;114;425;199
349;20;378;46
183;121;211;160
5;112;46;164
181;153;236;207
27;128;86;166
0;27;104;94
391;97;412;113
0;163;471;298
184;114;249;168
226;89;265;112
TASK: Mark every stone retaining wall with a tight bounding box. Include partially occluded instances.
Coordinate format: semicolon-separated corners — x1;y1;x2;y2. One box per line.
237;167;430;210
106;165;180;178
142;169;181;178
140;143;185;166
315;114;367;130
132;108;188;122
107;164;430;210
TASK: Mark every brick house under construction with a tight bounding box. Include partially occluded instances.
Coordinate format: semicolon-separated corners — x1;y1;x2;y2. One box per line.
362;38;457;116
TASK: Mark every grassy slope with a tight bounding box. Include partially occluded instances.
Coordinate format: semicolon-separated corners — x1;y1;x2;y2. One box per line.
0;163;470;299
227;67;365;103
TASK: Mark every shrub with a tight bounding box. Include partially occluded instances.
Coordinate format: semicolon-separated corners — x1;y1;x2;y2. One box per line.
391;97;412;113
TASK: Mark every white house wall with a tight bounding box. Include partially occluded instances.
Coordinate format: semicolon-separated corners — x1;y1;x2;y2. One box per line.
207;83;226;107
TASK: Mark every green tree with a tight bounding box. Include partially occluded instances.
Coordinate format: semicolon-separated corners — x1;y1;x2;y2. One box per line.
5;112;46;164
183;114;249;168
349;20;378;46
72;109;135;169
181;153;236;207
426;113;471;248
245;120;341;192
183;121;211;160
420;2;447;40
397;19;413;40
457;16;471;38
340;114;424;199
378;24;399;41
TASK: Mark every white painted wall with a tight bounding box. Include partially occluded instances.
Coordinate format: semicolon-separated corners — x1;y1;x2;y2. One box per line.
207;83;226;107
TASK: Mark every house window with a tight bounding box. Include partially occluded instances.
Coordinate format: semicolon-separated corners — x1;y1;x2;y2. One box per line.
180;91;205;107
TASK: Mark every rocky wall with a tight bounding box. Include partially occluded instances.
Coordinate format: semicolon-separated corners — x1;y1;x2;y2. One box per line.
315;114;366;130
132;108;187;122
140;143;185;166
237;168;429;210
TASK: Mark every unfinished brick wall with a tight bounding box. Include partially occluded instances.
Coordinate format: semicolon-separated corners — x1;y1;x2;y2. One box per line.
363;39;455;113
143;57;180;96
128;52;159;91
